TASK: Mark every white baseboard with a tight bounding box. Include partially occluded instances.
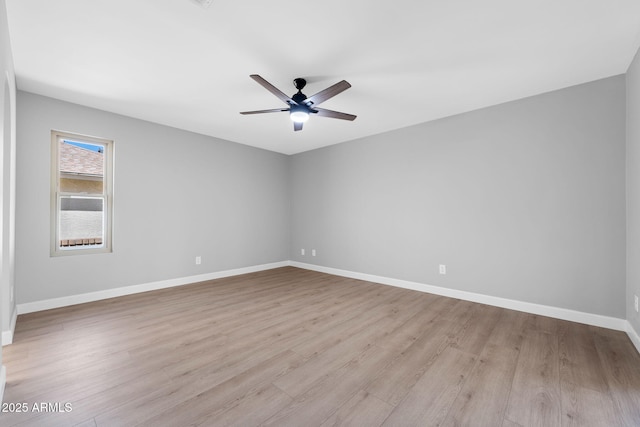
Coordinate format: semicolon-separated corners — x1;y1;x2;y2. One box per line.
0;365;5;404
290;261;629;332
1;306;17;346
626;322;640;355
17;261;289;315
10;259;640;356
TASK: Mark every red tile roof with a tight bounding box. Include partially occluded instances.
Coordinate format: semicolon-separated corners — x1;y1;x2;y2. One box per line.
59;141;103;176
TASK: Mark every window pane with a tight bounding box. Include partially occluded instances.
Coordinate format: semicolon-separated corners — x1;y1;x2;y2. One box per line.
59;139;104;194
59;196;104;248
52;131;113;256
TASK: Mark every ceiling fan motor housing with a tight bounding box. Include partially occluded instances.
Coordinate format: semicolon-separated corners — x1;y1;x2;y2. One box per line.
292;92;308;105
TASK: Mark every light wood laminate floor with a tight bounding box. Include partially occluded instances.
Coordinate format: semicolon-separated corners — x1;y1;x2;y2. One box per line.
2;267;639;426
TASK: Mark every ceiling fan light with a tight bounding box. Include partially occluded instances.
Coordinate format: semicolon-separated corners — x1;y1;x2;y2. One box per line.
290;110;309;123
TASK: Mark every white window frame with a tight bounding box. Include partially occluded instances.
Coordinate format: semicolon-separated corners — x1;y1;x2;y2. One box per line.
50;130;114;256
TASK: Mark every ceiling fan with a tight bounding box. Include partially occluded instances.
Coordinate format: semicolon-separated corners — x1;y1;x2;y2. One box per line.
240;75;357;131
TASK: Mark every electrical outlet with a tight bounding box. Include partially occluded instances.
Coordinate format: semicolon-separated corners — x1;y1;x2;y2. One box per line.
301;248;305;256
635;295;639;313
312;249;316;257
195;256;201;265
439;264;446;275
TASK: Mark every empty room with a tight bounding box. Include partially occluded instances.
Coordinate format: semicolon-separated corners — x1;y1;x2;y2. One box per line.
1;0;640;426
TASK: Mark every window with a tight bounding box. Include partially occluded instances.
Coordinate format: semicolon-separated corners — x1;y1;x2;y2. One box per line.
51;131;113;256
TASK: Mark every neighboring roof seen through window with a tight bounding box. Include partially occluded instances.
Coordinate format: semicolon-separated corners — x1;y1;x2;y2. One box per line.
59;140;104;177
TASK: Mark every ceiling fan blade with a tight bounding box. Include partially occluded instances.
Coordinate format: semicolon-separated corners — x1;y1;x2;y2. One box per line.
250;74;297;105
304;80;351;107
240;108;289;115
294;121;303;131
312;107;357;121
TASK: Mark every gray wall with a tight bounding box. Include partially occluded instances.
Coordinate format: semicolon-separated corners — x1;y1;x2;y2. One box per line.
627;48;640;335
291;76;626;318
11;73;632;323
16;92;290;304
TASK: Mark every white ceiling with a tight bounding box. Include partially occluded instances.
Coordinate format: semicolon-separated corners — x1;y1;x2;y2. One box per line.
6;0;640;155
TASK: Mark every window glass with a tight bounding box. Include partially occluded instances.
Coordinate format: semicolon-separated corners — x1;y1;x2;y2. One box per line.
51;132;113;255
